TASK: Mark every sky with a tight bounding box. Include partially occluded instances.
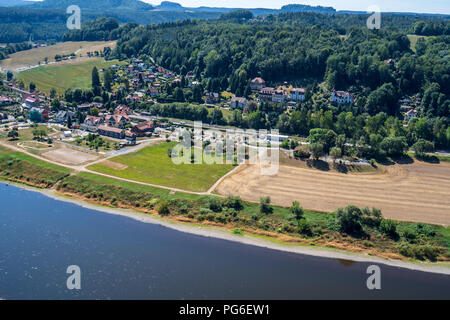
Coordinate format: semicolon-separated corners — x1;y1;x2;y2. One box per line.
144;0;450;14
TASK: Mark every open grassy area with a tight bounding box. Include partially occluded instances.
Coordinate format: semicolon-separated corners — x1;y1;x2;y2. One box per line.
0;41;116;71
0;145;71;187
16;58;123;95
407;34;429;52
88;141;235;192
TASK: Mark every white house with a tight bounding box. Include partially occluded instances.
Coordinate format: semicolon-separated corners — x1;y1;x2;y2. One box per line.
230;97;248;109
331;90;353;105
290;88;305;102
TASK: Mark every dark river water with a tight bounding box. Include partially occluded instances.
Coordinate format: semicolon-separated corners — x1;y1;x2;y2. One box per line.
0;183;449;299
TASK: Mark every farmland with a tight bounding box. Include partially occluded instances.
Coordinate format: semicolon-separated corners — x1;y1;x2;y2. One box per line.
216;160;450;226
0;41;116;71
15;58;123;94
88;141;235;192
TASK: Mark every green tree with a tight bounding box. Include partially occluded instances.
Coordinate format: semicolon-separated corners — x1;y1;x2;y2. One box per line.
335;205;363;235
290;201;304;220
259;196;273;214
412;139;434;156
309;142;324;160
380;136;408;156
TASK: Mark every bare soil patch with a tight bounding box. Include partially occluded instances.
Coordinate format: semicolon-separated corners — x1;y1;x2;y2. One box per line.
100;160;128;170
42;147;98;165
216;161;450;226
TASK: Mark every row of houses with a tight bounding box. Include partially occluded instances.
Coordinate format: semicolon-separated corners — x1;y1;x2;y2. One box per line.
250;77;354;105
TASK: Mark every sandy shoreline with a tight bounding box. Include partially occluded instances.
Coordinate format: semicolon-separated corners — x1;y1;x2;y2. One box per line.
2;181;450;275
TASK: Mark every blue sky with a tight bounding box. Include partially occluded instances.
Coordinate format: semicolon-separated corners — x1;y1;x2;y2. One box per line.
145;0;450;14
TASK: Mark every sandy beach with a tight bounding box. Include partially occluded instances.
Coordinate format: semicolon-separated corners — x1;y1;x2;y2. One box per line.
3;181;450;275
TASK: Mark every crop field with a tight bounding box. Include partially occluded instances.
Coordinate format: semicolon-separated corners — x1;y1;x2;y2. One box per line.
0;41;116;71
88;142;235;192
216;161;450;226
15;58;123;94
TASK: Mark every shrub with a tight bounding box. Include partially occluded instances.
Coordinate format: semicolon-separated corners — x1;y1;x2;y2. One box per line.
208;197;223;212
223;196;244;211
379;219;398;239
157;200;170;215
232;228;243;235
259;196;273;214
290;201;304;220
335;205;363;235
297;219;312;236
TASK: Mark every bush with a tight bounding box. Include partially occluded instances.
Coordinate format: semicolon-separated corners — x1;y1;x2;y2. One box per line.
157;200;170;215
290;201;304;220
232;228;243;235
297;219;312;236
379;219;398;239
223;196;244;211
335;205;363;235
208;197;223;212
259;196;273;214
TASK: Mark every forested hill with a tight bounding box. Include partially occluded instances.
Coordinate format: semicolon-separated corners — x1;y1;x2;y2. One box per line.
111;13;449;119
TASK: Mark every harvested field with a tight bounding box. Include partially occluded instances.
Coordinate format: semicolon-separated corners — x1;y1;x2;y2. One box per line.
215;161;450;226
42;147;98;165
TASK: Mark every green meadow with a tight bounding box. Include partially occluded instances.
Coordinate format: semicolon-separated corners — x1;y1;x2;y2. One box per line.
16;58;123;95
88;142;235;192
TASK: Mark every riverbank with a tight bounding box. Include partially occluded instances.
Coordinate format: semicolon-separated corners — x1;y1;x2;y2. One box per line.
3;181;449;275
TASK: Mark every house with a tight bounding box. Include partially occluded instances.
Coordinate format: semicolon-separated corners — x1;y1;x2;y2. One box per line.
0;96;13;106
250;77;266;91
114;104;132;115
259;87;275;100
290;88;305;102
405;109;417;121
131;121;154;137
149;87;159;97
24;94;38;108
331;90;353;105
98;125;125;139
205;92;219;104
230;97;248;109
272;89;287;103
105;114;130;128
81;115;104;132
55;111;75;124
186;71;195;79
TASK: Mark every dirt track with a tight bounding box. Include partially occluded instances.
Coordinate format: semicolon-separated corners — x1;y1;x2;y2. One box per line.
215;161;450;226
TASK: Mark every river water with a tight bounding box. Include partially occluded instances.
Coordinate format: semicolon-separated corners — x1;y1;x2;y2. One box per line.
0;183;449;299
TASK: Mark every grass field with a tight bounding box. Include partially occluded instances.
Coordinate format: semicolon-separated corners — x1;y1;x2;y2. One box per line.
16;58;123;95
407;34;429;52
88;141;235;192
0;41;116;71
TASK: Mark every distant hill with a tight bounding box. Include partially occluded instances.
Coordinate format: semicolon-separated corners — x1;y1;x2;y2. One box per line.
27;0;153;11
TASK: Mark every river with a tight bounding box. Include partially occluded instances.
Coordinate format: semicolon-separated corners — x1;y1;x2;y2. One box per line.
0;183;449;299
